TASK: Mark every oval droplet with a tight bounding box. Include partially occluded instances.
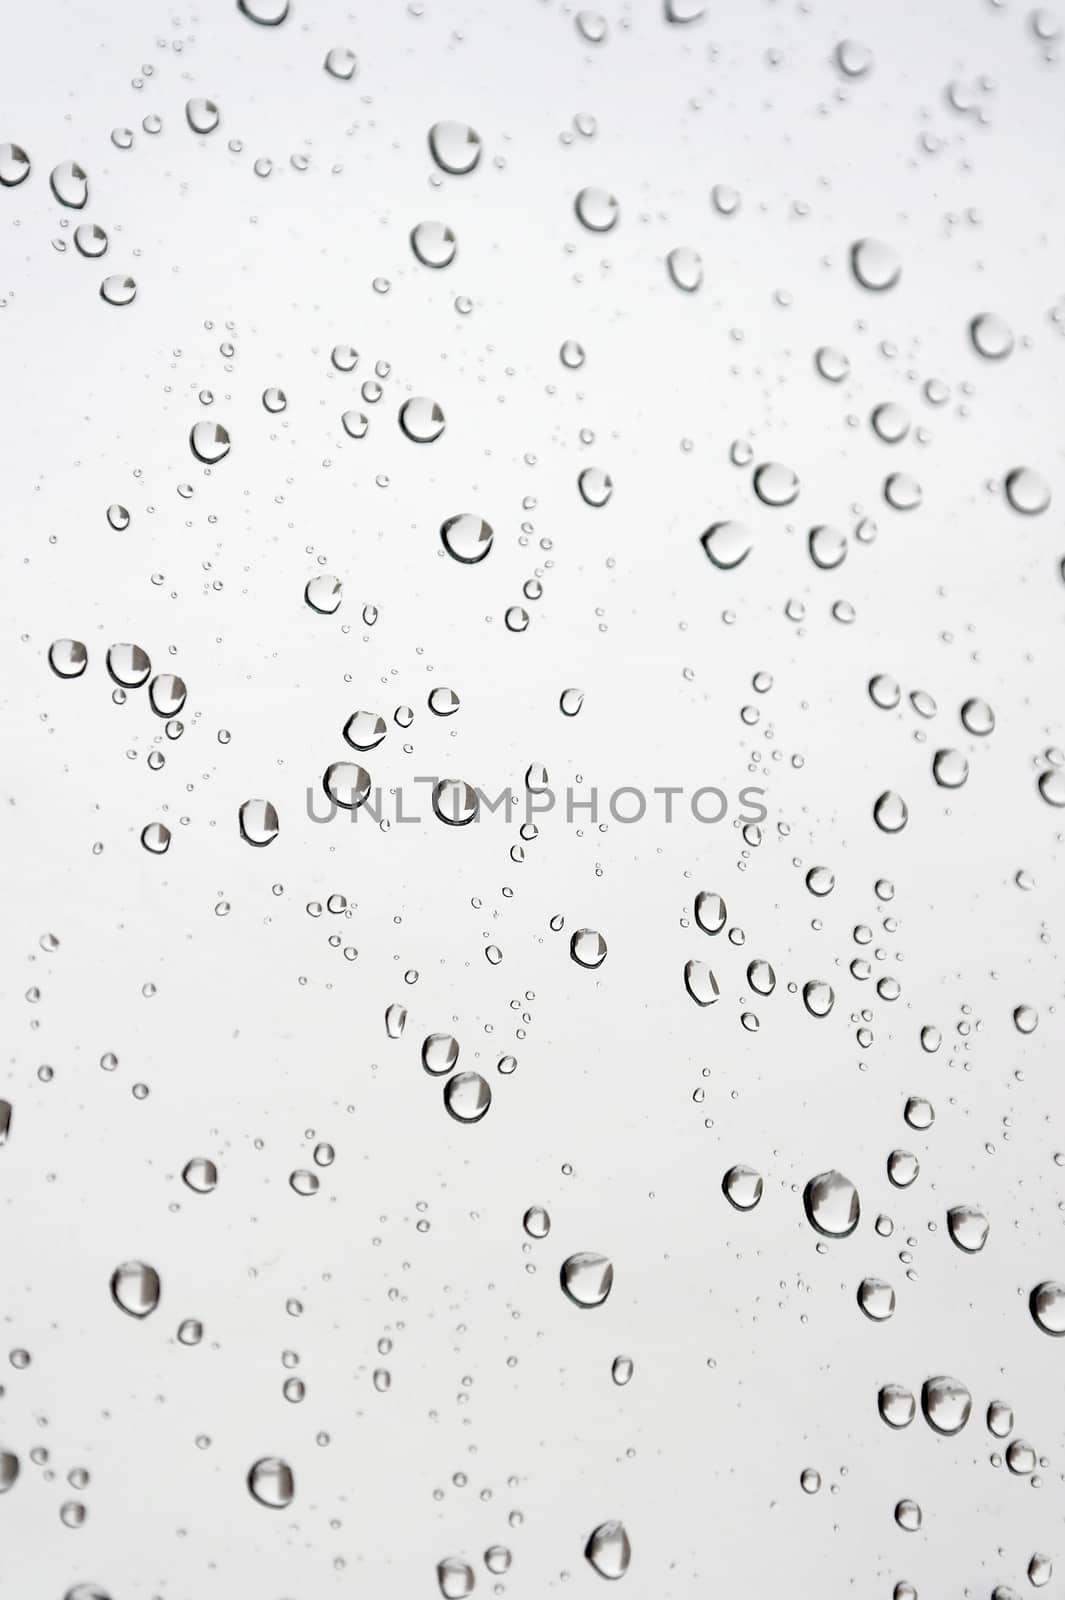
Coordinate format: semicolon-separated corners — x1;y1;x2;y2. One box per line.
247;1456;294;1507
238;798;279;846
584;1520;630;1579
1030;1280;1065;1335
189;420;230;464
574;186;619;232
700;521;752;570
50;160;88;208
441;513;493;564
921;1375;972;1435
946;1204;989;1253
570;928;607;969
722;1165;763;1211
851;237;901;291
560;1252;614;1308
398;396;445;443
443;1071;491;1123
428;121;482;176
110;1260;161;1318
803;1171;859;1237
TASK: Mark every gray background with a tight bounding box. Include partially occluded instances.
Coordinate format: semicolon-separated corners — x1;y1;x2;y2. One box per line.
1;0;1064;1595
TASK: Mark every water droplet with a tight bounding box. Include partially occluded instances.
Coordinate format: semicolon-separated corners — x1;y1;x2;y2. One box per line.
523;1205;550;1238
305;574;343;614
851;238;901;291
107;503;129;530
341;409;368;439
835;38;873;76
694;891;727;933
238;0;289;24
399;396;445;443
800;1467;821;1494
894;1499;922;1532
247;1457;294;1507
574;186;619;232
684;959;719;1006
884;473;922;510
1028;1554;1052;1588
110;1260;160;1318
987;1399;1013;1437
710;182;741;216
1038;768;1065;807
815;346;850;382
0;1452;19;1492
570;928;607;968
887;1149;919;1188
182;1157;218;1193
747;959;775;995
753;462;799;507
560;339;586;368
290;1169;319;1196
857;1277;895;1320
190;421;230;464
805;866;835;896
49;639;87;679
428;121;482;176
324;46;357;79
1005;467;1051;515
1014;1003;1038;1034
873;790;908;832
343;710;387;751
932;749;969;788
946;1204;989;1253
186;97;220;134
576;9;607;42
411;220;457;268
74;223;108;258
324;762;371;809
879;1383;916;1428
1007;1438;1036;1475
584;1520;630;1578
50;160;88;209
437;1558;475;1599
970;312;1013;359
444;1072;491;1123
235;799;279;851
432;779;479;826
666;246;703;291
561;1252;614;1308
141;822;170;855
422;1033;459;1075
441;513;493;564
871;402;910;444
803;1171;859;1237
0;143;30;187
922;1375;971;1434
802;979;835;1017
611;1355;633;1385
1030;1280;1065;1335
262;386;286;413
960;697;994;735
700;521;752;570
722;1165;763;1210
578;467;613;507
560;687;584;716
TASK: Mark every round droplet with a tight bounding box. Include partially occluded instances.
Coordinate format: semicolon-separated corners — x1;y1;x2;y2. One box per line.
1014;1003;1038;1034
141;822;170;855
857;1277;895;1321
747;959;775;996
932;749;969;789
809;525;847;569
946;1204;989;1253
289;1169;319;1196
182;1157;218;1194
800;1467;821;1494
560;687;584;716
666;246;702;292
444;1071;491;1124
247;1457;294;1507
523;1205;550;1238
441;513;493;564
722;1165;763;1211
922;1376;971;1435
561;1252;614;1308
700;521;751;570
50;160;88;208
887;1149;919;1188
422;1034;459;1076
684;959;719;1006
868;674;901;710
305;574;343;614
49;639;87;679
110;1260;160;1318
1005;467;1051;515
107;503;129;530
239;798;279;846
1028;1554;1052;1588
802;979;835;1017
987;1399;1013;1437
437;1558;475;1599
411;220;457;268
851;238;901;291
884;472;923;511
560;339;586;368
428;121;482;176
74;223;108;258
611;1355;633;1386
324;762;371;810
432;778;479;826
815;346;850;382
262;386;286;413
341;410;368;439
803;1171;859;1237
570;928;607;969
694;890;726;933
879;1383;916;1429
960;697;994;735
238;0;289;23
343;710;387;751
190;421;230;464
873;790;908;833
186;97;220;134
903;1096;934;1130
0;1452;20;1492
753;462;799;507
584;1519;630;1579
0;143;30;187
1038;768;1065;807
1007;1438;1036;1475
148;673;186;717
711;183;741;216
399;397;445;443
872;402;910;444
805;866;835;897
324;46;357;79
1030;1280;1065;1335
578;467;613;507
574;186;619;232
894;1499;921;1532
970;312;1013;359
835;38;873;76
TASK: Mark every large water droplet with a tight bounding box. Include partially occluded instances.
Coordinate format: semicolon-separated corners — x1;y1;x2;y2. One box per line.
182;1157;218;1193
560;1252;614;1308
753;462;799;506
835;39;873;76
1030;1280;1065;1335
809;525;847;569
239;798;279;846
411;220;457;268
921;1375;971;1434
1004;467;1051;515
684;959;719;1006
851;238;901;290
444;1072;491;1123
970;312;1013;359
666;246;702;291
803;1171;859;1237
932;749;969;789
99;273;137;307
110;1260;160;1318
343;710;386;751
946;1204;989;1253
894;1499;922;1532
0;1452;20;1492
399;397;445;443
857;1277;895;1320
694;890;727;933
324;762;371;809
432;778;479;826
437;1558;475;1599
305;574;342;614
49;639;87;679
523;1205;550;1238
0;143;30;187
441;513;493;564
238;0;289;24
802;979;835;1017
584;1520;630;1579
578;467;614;507
878;1383;916;1428
75;223;108;258
700;521;751;570
722;1164;763;1210
247;1456;294;1507
570;928;607;968
50;160;88;208
574;186;619;232
428;122;482;176
873;790;908;832
190;421;230;463
186;98;220;134
324;46;357;79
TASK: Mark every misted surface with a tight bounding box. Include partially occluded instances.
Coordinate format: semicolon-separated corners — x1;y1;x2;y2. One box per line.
2;0;1064;1596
